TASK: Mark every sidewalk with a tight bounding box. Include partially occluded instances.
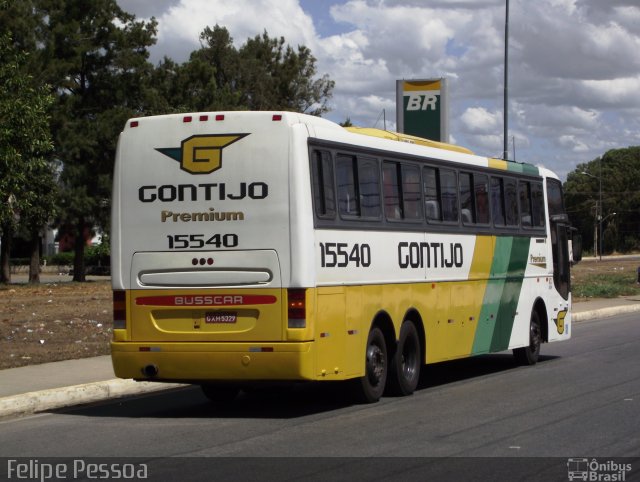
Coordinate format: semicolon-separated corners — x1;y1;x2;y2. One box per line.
1;297;639;419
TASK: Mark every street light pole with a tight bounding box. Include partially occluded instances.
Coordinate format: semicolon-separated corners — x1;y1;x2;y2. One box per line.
503;0;510;161
581;169;602;260
598;158;603;261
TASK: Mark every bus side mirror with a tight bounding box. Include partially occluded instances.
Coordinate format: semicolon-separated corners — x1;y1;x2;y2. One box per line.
571;232;582;264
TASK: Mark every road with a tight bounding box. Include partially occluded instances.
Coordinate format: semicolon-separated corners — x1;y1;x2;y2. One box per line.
1;313;639;480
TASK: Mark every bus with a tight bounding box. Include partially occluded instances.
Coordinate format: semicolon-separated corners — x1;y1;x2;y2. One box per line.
110;111;580;403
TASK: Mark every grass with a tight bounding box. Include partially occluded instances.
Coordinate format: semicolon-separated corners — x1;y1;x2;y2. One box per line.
573;273;640;299
572;258;640;299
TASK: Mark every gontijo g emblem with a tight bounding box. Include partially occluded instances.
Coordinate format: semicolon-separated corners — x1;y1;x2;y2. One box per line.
156;134;249;174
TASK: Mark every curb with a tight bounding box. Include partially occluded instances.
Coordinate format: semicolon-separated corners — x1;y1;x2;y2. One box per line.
0;379;187;419
572;304;640;322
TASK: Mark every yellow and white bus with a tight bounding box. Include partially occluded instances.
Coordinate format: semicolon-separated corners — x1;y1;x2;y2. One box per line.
111;111;580;403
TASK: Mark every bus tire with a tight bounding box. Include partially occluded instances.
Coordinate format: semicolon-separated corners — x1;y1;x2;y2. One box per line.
201;384;241;403
387;321;421;396
352;326;388;403
513;310;542;365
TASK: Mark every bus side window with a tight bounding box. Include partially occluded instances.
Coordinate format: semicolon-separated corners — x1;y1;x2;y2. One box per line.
546;179;565;216
504;177;518;226
401;164;422;220
475;173;490;224
531;182;545;227
423;166;458;223
423;166;440;221
382;161;401;220
311;150;336;219
358;157;381;219
440;168;459;222
460;172;475;224
337;154;360;217
519;181;533;227
491;176;506;226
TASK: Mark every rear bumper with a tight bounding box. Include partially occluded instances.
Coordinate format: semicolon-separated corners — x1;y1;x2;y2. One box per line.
111;341;316;382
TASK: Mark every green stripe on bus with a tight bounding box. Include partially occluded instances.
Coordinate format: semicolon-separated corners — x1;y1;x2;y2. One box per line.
489;237;530;352
506;162;539;176
471;236;530;354
471;237;512;354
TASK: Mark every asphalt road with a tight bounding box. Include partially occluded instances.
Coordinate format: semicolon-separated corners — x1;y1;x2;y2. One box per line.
1;313;639;481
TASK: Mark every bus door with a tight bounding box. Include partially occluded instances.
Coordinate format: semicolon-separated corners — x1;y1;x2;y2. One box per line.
547;179;570;300
551;220;570;300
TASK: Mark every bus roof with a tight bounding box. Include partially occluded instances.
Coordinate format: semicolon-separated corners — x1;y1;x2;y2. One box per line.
122;111;552;179
344;126;474;155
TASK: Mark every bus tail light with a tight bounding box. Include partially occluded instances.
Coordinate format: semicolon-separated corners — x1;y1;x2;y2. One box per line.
287;289;306;328
113;290;126;329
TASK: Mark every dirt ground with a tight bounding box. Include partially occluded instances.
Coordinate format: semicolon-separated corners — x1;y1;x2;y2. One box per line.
0;279;112;369
1;257;639;370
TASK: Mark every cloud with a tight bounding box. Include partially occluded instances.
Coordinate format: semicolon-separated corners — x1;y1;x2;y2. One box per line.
460;107;501;134
115;0;640;179
138;0;318;63
514;1;640;82
118;0;180;18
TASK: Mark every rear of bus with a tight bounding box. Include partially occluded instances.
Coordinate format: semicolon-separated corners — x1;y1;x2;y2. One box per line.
110;111;317;387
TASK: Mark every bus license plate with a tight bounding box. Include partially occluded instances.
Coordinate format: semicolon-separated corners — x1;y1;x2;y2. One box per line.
205;312;237;324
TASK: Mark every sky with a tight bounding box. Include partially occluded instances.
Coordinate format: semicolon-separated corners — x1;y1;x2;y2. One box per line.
116;0;640;180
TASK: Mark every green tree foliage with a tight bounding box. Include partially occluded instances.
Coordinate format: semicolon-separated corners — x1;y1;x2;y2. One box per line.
1;4;334;283
238;29;334;114
0;29;55;283
151;25;334;115
564;147;640;254
36;0;157;281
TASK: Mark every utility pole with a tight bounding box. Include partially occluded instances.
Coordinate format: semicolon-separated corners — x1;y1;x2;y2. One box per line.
503;0;510;161
598;157;603;260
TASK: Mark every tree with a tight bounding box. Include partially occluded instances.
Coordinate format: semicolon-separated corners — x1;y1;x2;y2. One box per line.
564;147;640;254
238;30;334;115
37;0;157;281
0;31;54;283
19;160;59;283
159;25;335;115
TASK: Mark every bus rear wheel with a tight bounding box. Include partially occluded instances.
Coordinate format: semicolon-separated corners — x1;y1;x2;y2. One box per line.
387;321;421;396
513;310;542;365
352;326;388;403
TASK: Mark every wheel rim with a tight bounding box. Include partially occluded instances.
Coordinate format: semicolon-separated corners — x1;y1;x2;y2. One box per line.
366;342;385;386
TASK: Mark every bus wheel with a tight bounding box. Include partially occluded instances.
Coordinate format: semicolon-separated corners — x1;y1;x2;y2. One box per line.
513;310;542;365
352;326;388;403
387;321;421;396
200;384;240;403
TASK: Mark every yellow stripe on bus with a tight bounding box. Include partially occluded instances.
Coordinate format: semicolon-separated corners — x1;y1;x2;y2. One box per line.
489;158;508;170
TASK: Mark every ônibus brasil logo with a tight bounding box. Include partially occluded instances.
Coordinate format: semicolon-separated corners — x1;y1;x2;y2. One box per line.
156;134;248;175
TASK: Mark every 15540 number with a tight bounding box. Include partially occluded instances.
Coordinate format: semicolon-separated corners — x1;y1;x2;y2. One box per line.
319;242;371;268
167;233;238;249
